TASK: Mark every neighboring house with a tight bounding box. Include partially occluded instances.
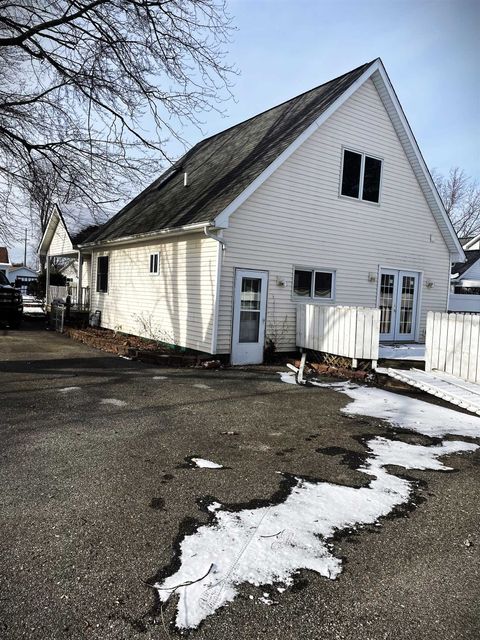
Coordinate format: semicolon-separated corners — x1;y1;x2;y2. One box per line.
0;247;11;277
8;264;38;294
460;233;480;251
74;58;463;364
38;204;100;307
449;250;480;313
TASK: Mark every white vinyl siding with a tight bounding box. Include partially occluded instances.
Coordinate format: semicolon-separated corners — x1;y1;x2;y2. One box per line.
216;78;451;354
89;233;218;352
47;219;74;256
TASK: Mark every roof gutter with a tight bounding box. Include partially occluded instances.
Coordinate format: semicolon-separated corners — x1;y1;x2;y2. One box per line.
78;221;211;250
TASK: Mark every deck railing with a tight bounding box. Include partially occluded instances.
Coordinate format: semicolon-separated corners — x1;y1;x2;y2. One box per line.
296;304;380;367
425;311;480;383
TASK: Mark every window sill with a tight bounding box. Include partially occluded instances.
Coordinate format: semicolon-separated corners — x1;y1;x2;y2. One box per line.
292;296;335;304
338;194;381;207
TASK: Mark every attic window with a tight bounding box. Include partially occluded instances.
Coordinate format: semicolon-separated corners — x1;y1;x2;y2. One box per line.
149;252;160;274
340;149;382;203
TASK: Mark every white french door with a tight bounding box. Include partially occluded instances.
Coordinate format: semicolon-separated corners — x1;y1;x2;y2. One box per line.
379;269;420;342
231;269;268;365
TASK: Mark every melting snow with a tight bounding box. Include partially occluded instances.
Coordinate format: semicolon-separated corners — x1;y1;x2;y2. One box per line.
313;380;480;438
153;373;480;629
191;458;223;469
100;398;127;407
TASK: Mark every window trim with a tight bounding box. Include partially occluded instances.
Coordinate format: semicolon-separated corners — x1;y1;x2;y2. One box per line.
149;251;160;275
292;266;336;302
339;146;383;205
96;255;109;294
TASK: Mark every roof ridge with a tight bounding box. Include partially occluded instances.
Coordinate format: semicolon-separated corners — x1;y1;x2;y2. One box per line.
196;59;378;147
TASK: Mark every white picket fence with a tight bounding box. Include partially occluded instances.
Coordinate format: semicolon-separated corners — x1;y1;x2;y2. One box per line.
296;304;380;366
425;311;480;383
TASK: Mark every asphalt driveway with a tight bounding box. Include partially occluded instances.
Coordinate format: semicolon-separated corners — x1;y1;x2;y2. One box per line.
0;324;479;639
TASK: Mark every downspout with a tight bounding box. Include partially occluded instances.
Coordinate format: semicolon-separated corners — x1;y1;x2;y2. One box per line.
204;226;226;355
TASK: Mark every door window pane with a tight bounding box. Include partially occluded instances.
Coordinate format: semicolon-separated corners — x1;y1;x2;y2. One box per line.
293;270;312;297
362;156;382;202
314;272;333;298
239;311;260;343
240;278;261;310
379;273;394;334
239;277;261;343
399;276;415;334
341;150;362;198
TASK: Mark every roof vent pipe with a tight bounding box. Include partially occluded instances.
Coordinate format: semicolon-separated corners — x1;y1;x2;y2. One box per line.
183;172;188;187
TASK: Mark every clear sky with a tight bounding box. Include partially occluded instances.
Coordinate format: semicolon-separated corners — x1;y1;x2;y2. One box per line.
9;0;479;263
180;0;478;180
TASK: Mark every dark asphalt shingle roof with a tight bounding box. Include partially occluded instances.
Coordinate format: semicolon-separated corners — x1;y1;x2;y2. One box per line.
85;60;376;244
70;224;101;247
452;250;480;278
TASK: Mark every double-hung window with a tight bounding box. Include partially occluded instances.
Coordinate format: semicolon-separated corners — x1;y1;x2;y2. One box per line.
149;252;160;275
293;268;335;300
341;149;382;203
96;256;109;293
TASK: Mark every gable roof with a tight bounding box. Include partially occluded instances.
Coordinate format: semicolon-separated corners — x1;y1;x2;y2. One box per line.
38;204;102;256
0;247;9;264
452;250;480;279
84;60;375;244
81;59;464;261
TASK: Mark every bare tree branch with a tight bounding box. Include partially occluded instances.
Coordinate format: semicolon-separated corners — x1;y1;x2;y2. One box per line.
0;0;235;243
433;167;480;239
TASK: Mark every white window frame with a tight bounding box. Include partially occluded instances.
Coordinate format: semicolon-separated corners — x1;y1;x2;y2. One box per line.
339;147;383;205
149;252;160;275
292;266;336;302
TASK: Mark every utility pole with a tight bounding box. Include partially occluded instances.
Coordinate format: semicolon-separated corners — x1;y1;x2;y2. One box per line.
24;228;27;266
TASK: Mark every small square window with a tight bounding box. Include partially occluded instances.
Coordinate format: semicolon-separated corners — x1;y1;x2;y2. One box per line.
149;252;160;274
340;149;382;203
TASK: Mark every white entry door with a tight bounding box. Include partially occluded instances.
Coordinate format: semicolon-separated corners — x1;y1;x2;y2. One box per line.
231;269;268;365
379;269;420;341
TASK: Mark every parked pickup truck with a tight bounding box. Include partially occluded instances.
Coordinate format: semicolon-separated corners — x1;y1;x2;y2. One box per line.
0;271;23;328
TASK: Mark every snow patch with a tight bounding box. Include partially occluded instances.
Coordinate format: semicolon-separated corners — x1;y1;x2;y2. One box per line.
318;382;480;438
153;376;168;380
191;458;223;469
277;371;297;385
59;386;81;393
193;383;212;390
100;398;127;407
378;344;425;361
156;436;477;629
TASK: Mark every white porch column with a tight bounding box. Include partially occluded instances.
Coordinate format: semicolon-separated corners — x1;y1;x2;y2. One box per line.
77;250;82;306
45;256;50;306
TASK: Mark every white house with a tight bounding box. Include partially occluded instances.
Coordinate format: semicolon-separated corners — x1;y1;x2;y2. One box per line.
73;58;463;364
449;249;480;313
460;233;480;251
38;204;99;308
